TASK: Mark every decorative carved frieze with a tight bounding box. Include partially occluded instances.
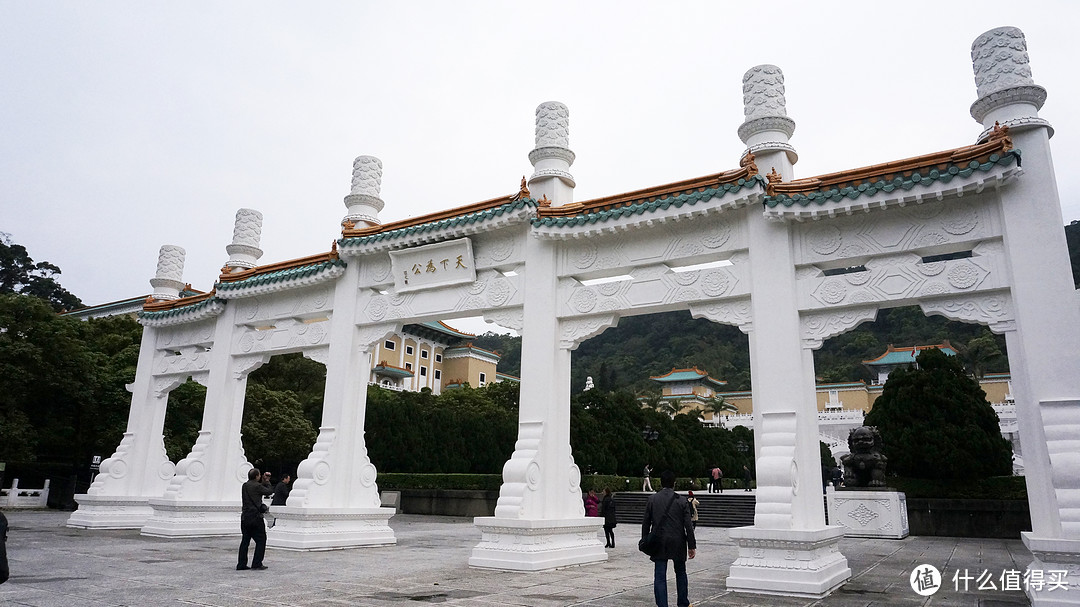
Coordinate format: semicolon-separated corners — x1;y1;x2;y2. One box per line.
235;318;332;355
483;307;524;332
919;291;1015;334
689;297;753;332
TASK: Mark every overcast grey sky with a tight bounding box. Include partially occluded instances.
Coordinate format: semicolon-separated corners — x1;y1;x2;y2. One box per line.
3;2;1079;334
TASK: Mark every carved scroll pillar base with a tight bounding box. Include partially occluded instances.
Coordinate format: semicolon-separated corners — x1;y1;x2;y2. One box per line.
726;526;850;598
1022;534;1080;606
67;495;154;529
825;487;909;539
140;499;241;537
469;516;606;572
267;506;396;551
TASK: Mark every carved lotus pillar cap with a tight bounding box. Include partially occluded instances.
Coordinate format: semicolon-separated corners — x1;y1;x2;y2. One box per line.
225;208;264;271
970;26;1050;130
343;154;385;228
738;65;797;165
150;244;186;300
528;101;576;187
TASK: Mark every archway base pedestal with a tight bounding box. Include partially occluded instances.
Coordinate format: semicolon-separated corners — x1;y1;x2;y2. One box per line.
469;516;607;571
726;525;850;598
266;506;396;550
1022;534;1080;605
140;499;241;537
66;494;154;529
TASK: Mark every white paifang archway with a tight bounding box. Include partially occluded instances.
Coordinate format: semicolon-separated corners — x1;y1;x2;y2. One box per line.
68;27;1080;605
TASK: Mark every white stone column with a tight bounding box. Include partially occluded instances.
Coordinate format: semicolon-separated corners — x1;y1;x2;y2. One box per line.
970;26;1080;604
343;155;385;229
725;65;850;598
266;261;396;550
140;303;260;537
67;325;176;529
470;235;606;571
224;208;264;272
527;101;576;206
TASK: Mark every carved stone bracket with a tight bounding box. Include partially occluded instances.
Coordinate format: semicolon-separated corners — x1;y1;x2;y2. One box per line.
801;306;879;350
482;307;524;333
302;346;330;367
558;314;618;350
357;323;401;354
919;291;1015;334
689;297;753;334
1038;400;1080;532
232;354;271;380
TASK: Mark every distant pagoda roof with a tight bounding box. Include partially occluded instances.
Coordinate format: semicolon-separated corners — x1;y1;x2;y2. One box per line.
403;321;476;345
373;361;413;379
649;367;727;390
862;342;958;367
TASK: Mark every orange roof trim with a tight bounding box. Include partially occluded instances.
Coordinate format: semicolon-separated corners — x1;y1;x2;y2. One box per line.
538;160;758;219
143;289;217;312
341;193;518;238
767;124;1013;197
217;248;340;283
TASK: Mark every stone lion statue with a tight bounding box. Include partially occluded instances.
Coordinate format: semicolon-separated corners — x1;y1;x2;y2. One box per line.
840;426;888;488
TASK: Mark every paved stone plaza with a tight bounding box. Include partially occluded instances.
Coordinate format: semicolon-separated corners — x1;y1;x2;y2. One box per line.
0;509;1035;606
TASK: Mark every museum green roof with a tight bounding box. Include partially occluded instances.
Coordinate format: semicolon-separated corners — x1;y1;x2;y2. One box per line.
650;367;727;389
764;127;1019;208
138;294;224;321
215;254;345;292
862;343;958;367
373;362;413;379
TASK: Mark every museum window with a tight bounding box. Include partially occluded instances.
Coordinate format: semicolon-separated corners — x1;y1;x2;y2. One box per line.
434;369;441;380
405;362;413;371
479;372;487;387
406;345;414;355
383;340;395;350
435;353;442;363
421;350;429;359
420;367;427;377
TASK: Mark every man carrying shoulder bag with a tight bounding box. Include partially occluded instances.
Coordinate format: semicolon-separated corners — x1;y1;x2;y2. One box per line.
640;470;696;607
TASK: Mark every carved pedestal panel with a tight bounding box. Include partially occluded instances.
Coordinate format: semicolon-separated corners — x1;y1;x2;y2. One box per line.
267;506;396;550
140;499;241;537
1022;534;1080;606
469;516;606;571
726;525;850;598
67;495;155;530
826;488;909;539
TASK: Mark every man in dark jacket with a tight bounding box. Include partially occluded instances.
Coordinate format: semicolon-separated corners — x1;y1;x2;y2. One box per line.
641;470;696;607
271;474;291;506
237;468;273;571
0;510;9;584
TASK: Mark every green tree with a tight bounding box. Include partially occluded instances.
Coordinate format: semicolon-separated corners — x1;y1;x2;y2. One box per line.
0;235;82;312
864;348;1012;480
241;383;319;469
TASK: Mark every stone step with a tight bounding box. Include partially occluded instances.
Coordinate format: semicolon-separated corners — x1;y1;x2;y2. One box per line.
612;491;755;528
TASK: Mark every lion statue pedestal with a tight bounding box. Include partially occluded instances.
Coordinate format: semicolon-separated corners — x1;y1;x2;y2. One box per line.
826;427;909;539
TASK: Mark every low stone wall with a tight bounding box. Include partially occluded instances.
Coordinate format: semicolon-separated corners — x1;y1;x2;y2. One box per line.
906;498;1031;538
397;489;499;517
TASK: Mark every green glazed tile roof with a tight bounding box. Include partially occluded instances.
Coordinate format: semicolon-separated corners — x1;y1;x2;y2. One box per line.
339;198;536;247
373;363;414;379
138;296;225;321
532;176;765;228
650;367;727;389
215;259;346;292
863;344;958;367
765;150;1020;208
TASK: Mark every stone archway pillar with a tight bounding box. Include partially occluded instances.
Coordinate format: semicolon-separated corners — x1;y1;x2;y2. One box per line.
969;26;1080;603
725;64;850;598
267;263;397;550
67;325;176;529
470;234;606;571
141;303;259;537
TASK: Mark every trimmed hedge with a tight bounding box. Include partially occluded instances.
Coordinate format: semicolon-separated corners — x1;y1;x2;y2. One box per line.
886;475;1027;500
376;473;750;493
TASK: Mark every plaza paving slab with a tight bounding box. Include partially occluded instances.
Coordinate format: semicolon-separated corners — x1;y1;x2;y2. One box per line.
0;509;1035;606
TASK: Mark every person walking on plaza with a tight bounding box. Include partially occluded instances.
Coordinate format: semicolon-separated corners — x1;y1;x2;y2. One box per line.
709;466;722;493
237;468;273;571
584;489;600;517
271;473;291;506
643;464;654;492
600;488;618;548
641;470;696;607
686;491;700;530
742;464;753;491
0;510;9;584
